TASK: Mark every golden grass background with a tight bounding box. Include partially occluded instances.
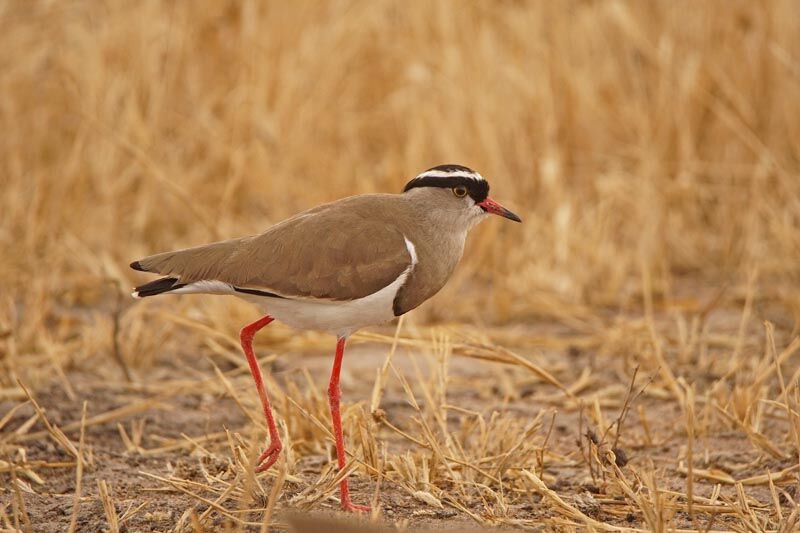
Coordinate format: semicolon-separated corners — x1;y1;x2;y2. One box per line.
2;0;800;530
4;0;800;330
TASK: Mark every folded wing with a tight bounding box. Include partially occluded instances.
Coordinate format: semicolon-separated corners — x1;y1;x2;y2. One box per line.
131;201;412;301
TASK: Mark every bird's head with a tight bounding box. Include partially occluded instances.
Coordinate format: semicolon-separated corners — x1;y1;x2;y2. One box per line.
402;164;521;230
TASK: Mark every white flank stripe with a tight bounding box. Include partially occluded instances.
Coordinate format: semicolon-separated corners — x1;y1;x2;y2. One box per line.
404;236;418;266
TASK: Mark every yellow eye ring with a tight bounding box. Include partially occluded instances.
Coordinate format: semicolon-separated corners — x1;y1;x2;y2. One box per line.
453;186;468;198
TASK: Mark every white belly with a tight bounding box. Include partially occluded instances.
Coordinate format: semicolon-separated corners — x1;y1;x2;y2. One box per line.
236;272;406;337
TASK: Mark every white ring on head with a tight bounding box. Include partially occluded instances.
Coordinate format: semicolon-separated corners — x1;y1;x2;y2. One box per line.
413;170;485;181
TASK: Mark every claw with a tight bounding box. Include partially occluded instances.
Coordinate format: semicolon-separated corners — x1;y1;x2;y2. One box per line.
255;441;282;473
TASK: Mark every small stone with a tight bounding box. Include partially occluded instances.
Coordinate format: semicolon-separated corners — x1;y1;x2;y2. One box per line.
613;447;629;467
574;491;601;517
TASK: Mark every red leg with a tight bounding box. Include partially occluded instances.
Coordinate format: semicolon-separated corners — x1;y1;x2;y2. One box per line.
327;337;370;512
240;315;282;472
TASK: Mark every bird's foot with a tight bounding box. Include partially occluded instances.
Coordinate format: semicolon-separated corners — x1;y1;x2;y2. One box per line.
255;441;282;473
341;499;371;513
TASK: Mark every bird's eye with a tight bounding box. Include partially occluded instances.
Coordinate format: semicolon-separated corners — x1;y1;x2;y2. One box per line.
453;186;468;198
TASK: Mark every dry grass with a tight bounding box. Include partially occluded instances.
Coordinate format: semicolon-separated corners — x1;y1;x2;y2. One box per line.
2;0;800;531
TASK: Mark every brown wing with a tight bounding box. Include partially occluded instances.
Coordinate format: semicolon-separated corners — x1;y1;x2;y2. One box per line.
132;196;412;301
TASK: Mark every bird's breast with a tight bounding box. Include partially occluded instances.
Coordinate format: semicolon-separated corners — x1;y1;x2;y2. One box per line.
391;232;466;316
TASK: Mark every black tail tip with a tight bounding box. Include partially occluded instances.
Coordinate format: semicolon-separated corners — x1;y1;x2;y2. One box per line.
133;276;185;298
130;261;147;272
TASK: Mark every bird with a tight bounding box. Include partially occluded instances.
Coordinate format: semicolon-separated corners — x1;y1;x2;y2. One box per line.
129;164;521;512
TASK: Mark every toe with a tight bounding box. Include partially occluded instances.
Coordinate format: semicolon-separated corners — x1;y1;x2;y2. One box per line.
342;502;371;513
255;445;282;472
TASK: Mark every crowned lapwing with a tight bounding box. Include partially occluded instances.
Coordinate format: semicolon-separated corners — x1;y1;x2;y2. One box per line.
130;164;521;512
